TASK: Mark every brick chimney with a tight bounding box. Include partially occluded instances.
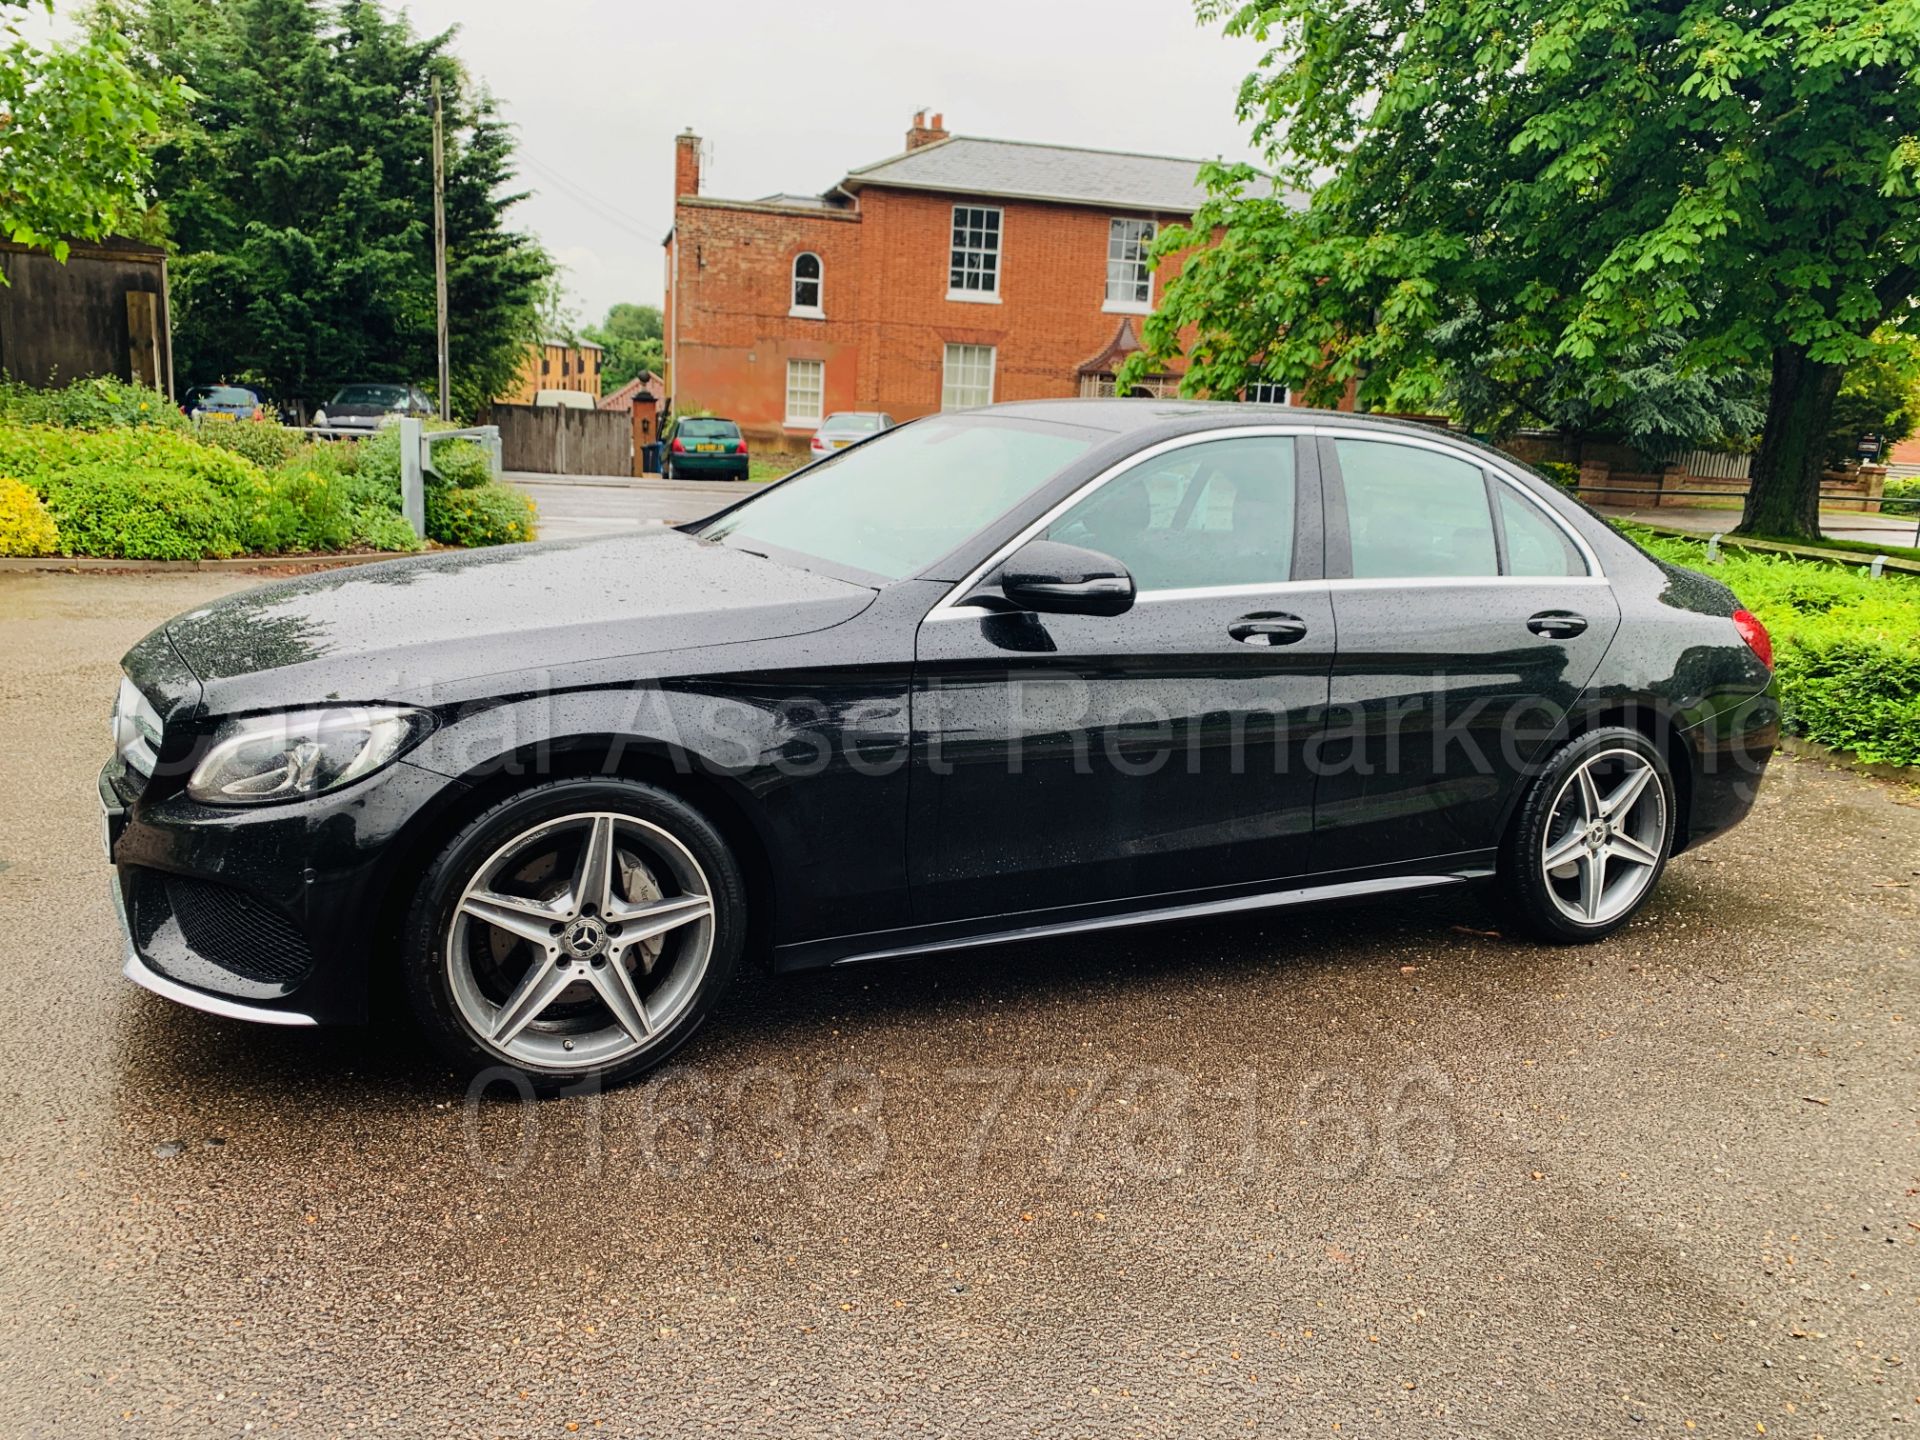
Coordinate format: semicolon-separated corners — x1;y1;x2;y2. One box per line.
905;110;949;151
674;128;701;201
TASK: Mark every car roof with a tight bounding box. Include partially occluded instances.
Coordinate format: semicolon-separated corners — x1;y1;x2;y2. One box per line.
975;397;1456;443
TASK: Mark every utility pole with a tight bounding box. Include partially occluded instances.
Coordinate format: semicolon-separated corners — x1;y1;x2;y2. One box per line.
432;75;450;422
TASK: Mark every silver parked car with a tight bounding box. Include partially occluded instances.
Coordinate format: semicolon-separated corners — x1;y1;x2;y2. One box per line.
808;411;894;457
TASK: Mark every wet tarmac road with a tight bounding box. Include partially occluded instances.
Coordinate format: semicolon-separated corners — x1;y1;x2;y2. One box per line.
2;570;1916;1438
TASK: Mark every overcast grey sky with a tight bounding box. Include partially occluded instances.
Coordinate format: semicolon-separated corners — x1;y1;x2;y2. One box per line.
38;1;1271;324
390;0;1272;324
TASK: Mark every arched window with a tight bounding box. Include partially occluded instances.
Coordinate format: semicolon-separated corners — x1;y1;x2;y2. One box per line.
791;252;822;315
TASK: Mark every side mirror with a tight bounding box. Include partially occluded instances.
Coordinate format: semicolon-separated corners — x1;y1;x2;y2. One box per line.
998;539;1135;617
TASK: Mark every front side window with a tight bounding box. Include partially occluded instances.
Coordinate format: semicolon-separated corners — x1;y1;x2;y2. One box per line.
792;252;822;314
1334;438;1497;579
785;358;824;425
1044;437;1296;592
1105;217;1155;308
702;416;1092;580
941;343;995;410
949;205;1001;296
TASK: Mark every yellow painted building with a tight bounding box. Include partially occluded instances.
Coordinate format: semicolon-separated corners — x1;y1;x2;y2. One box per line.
499;337;604;404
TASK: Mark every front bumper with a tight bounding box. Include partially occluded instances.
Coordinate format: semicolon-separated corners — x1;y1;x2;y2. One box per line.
102;756;461;1026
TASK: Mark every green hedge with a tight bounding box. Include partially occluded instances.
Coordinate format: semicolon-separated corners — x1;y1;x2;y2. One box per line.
1625;528;1920;766
0;379;536;558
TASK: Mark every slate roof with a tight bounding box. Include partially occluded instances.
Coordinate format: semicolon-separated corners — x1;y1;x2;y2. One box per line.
840;136;1216;213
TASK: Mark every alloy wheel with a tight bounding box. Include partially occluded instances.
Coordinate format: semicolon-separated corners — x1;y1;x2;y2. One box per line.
444;811;714;1069
1539;748;1667;927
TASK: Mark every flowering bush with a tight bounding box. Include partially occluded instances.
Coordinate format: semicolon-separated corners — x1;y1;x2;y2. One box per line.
0;376;190;431
0;477;61;556
426;482;537;547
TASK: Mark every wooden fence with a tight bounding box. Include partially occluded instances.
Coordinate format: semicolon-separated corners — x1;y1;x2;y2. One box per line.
484;404;631;476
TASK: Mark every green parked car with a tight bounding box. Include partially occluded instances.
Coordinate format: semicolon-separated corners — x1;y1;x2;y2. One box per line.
663;416;749;480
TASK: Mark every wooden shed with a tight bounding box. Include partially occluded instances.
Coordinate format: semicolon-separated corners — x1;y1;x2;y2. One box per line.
0;238;173;399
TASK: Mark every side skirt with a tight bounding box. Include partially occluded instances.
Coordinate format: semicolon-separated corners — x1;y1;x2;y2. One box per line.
772;859;1497;973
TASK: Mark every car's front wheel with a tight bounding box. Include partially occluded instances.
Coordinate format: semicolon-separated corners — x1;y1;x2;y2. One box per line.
1497;726;1674;943
403;778;746;1091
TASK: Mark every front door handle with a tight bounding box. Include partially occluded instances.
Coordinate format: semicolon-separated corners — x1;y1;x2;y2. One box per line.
1527;610;1588;639
1229;612;1308;646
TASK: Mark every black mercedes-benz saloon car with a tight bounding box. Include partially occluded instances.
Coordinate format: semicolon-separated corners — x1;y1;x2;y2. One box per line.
102;401;1780;1089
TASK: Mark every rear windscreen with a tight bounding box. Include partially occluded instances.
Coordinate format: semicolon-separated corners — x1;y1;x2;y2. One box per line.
680;419;740;438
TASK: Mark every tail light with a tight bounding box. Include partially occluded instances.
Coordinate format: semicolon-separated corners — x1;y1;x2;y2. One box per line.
670;437;685;454
734;439;748;454
251;405;263;421
810;436;825;451
1731;608;1773;670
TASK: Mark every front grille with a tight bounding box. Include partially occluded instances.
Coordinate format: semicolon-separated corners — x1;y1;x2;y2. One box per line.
135;871;316;987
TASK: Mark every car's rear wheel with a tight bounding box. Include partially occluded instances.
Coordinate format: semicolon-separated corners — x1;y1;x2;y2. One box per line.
403;778;745;1091
1498;727;1674;943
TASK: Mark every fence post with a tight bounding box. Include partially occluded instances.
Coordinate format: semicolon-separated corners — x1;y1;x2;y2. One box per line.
399;417;426;539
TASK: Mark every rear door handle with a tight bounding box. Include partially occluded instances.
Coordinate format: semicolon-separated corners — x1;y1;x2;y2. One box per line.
1229;612;1308;646
1527;610;1588;639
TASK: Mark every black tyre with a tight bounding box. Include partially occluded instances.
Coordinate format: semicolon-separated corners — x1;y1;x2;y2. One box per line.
402;777;746;1092
1497;726;1675;943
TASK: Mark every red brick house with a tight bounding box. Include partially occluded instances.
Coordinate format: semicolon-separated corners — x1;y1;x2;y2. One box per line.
663;113;1260;449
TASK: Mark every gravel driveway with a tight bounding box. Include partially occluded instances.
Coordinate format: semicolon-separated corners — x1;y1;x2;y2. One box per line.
1;569;1915;1437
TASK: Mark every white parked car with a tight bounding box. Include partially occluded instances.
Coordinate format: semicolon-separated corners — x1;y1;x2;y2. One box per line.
809;411;894;456
534;388;596;410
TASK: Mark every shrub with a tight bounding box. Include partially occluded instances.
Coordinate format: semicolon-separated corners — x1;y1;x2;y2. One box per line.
42;466;239;560
0;376;191;431
1534;459;1580;490
0;424;264;504
350;504;425;552
0;476;61;555
1623;527;1920;766
427;481;537;547
430;437;494;488
196;417;302;470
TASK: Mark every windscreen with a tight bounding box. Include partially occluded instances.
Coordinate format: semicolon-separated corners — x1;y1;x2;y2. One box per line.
202;386;256;405
701;416;1093;580
333;385;408;407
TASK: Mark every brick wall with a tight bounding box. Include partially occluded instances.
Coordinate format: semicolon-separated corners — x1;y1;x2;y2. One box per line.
850;188;1192;418
667;199;863;442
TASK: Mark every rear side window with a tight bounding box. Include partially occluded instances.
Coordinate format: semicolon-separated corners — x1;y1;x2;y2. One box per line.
1497;486;1584;576
1333;438;1496;579
680;419;739;439
1045;436;1296;592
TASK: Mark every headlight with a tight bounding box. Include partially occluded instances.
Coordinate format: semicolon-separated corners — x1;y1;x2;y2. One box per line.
111;674;164;776
312;409;328;427
188;706;427;805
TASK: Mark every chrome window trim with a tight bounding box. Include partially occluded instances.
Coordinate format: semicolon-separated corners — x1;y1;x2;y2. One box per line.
923;423;1606;622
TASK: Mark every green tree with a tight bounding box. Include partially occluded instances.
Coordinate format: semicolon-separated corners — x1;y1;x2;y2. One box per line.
584;302;664;391
108;0;551;414
0;0;180;262
1128;0;1920;542
1826;333;1920;466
